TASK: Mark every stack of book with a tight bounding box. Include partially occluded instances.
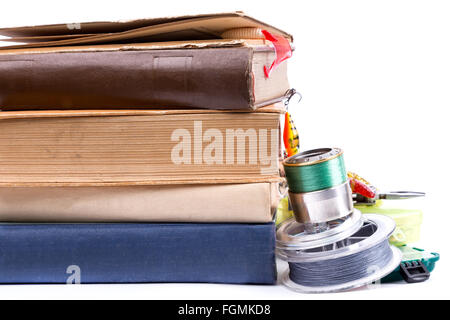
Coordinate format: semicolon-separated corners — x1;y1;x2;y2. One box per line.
0;12;292;284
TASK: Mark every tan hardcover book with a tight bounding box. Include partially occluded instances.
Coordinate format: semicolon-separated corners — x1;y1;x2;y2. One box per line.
0;12;293;46
0;105;283;187
0;182;279;223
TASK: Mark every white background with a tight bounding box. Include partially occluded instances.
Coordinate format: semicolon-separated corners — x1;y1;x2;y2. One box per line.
0;0;449;300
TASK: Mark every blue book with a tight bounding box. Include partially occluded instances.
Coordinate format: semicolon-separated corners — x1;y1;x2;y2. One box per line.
0;222;276;284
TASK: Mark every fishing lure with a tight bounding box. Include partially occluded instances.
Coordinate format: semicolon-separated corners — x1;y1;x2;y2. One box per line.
282;89;301;158
283;111;299;157
348;171;376;198
349;177;376;199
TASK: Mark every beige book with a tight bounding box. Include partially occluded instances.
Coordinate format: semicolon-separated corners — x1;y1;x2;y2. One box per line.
0;105;283;186
0;12;293;48
0;183;279;223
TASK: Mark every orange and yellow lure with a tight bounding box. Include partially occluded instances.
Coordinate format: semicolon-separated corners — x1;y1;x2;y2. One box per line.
283;111;299;157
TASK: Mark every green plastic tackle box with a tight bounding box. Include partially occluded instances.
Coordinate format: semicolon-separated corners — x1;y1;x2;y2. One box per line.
382;245;439;283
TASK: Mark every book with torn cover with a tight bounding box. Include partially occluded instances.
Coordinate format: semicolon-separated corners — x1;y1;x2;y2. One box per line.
0;105;283;186
0;182;280;223
0;12;293;110
0;222;277;284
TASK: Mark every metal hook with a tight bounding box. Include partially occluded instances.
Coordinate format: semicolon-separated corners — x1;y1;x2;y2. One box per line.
284;88;302;111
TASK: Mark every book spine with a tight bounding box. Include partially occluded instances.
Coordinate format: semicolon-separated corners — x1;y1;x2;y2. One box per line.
0;110;282;186
0;222;276;284
0;183;277;223
0;47;254;110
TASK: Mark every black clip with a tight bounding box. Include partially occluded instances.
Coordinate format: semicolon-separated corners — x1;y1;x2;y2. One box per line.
399;260;430;283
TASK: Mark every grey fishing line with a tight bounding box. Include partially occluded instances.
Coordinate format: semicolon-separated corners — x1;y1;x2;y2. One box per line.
277;214;402;293
288;239;393;287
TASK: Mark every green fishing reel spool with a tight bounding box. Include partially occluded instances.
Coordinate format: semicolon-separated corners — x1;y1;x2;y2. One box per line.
283;148;347;193
283;148;352;224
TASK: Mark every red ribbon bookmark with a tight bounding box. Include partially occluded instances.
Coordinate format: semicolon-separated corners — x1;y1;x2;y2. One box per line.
262;30;292;78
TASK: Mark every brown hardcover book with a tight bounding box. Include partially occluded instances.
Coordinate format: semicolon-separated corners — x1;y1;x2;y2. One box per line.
0;182;279;223
0;41;289;111
0;12;292;111
0;104;283;187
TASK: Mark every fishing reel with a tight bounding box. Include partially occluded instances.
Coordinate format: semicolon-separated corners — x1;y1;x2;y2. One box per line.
277;148;402;293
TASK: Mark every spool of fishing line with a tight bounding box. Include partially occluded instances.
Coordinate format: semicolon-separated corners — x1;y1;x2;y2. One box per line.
283;148;352;224
277;214;401;293
278;147;401;292
283;148;347;194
